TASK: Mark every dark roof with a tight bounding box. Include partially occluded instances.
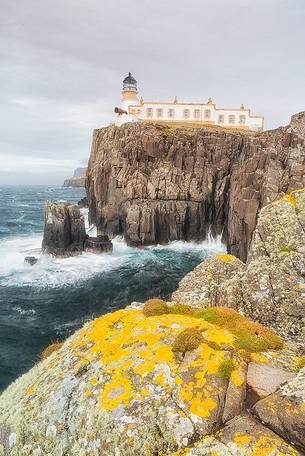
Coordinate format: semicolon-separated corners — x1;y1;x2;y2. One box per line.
123;72;137;85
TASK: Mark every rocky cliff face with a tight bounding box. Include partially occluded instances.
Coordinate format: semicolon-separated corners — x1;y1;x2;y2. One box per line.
173;189;305;342
86;112;305;261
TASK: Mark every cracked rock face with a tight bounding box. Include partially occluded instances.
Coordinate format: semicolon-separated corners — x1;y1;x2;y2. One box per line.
173;189;305;341
86;112;305;261
253;367;305;452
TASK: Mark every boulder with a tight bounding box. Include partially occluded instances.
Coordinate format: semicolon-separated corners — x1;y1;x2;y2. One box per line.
24;256;38;266
172;253;246;307
246;362;295;405
253;367;305;452
192;413;301;455
42;202;86;256
0;308;257;455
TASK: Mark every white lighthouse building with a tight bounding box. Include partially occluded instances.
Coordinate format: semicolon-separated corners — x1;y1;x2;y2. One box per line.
114;73;264;131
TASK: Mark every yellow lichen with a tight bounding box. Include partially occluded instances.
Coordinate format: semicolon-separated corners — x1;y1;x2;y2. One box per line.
234;432;253;447
190;393;217;417
40;341;63;360
215;253;236;263
69;308;239;418
231;368;245;387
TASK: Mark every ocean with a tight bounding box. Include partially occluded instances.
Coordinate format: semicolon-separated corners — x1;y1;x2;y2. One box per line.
0;185;224;392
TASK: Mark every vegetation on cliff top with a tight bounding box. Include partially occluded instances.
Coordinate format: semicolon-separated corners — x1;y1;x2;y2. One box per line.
143;298;283;353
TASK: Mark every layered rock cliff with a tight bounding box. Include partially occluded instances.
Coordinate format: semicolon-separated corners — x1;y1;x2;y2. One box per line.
86;112;305;261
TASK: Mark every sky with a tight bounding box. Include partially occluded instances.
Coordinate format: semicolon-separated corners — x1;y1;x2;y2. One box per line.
0;0;305;185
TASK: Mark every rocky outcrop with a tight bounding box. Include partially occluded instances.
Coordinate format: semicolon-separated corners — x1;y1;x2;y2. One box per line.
42;202;87;255
42;202;113;256
0;302;303;455
63;167;87;187
172;189;305;342
172;253;246;307
86;112;305;261
253;367;305;451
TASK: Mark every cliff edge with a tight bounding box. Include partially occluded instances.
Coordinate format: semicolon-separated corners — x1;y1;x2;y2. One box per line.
86;112;305;261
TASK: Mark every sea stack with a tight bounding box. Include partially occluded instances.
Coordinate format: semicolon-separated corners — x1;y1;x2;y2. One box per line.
42;202;87;256
42;202;113;256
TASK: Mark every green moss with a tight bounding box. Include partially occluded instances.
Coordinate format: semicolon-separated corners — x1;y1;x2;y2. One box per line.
172;327;204;354
191;307;283;353
279;246;294;254
218;359;235;381
143;299;170;317
169;303;195;316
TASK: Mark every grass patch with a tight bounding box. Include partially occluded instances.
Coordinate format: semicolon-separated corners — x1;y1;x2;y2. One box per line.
143;298;170;317
40;342;63;360
218;359;235;381
172;328;204;354
169;303;195;316
194;307;283;352
141;300;283;353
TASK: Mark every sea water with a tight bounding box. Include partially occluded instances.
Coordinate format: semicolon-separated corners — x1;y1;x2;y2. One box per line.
0;185;224;391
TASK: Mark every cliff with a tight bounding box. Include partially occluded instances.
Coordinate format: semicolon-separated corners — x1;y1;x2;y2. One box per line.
86;112;305;261
173;189;305;342
63;167;87;187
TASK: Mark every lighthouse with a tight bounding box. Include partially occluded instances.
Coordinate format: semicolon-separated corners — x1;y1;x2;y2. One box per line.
114;73;264;131
122;72;139;111
114;73;140;126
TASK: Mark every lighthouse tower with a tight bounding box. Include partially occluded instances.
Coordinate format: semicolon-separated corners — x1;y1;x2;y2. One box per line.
114;73;140;126
121;72;139;112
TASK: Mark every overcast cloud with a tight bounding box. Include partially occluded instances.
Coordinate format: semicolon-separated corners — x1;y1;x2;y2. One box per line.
0;0;304;184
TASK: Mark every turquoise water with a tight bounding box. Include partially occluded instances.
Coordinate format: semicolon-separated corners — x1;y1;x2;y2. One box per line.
0;186;224;391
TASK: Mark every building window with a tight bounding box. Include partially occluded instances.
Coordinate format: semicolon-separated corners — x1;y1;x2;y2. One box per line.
157;108;163;118
204;109;211;119
168;109;175;118
229;115;235;124
239;115;246;124
218;114;224;124
183;109;190;118
194;109;201;119
146;108;153;118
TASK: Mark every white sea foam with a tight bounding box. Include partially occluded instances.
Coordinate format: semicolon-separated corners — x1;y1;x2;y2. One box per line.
0;223;225;289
